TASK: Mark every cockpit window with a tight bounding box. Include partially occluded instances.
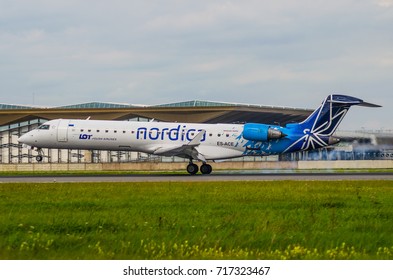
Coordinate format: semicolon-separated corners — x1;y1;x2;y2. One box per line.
38;124;50;130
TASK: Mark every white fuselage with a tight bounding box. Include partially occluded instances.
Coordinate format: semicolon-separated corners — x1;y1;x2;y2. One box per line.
19;119;247;160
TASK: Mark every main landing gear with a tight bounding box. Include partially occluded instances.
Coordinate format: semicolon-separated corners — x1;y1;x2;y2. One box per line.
186;161;212;175
200;163;212;175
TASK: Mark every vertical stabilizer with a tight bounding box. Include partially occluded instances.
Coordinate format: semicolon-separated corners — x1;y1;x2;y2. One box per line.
300;94;380;136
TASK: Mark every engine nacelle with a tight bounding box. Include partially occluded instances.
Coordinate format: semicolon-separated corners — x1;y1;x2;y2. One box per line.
242;123;285;142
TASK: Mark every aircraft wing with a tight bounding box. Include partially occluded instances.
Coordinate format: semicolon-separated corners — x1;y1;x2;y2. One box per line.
153;129;206;162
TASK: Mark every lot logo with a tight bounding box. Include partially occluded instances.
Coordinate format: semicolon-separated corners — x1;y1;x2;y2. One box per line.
79;134;93;140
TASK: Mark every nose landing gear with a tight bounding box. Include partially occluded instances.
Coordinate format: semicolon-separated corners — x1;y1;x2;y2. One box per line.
35;148;44;162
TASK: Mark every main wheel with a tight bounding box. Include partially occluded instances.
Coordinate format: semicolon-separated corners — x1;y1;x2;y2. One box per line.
186;163;199;175
36;155;43;162
200;164;212;175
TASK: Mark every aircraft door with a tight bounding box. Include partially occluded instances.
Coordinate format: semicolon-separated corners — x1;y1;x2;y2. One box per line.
57;119;69;142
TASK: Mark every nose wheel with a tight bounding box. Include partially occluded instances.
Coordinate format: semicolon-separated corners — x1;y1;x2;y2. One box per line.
35;148;44;162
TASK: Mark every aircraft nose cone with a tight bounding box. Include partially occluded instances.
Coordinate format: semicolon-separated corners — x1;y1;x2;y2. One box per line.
18;134;26;143
18;133;32;145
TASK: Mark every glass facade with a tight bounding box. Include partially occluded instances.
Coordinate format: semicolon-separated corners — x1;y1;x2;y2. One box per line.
0;104;35;110
154;100;236;108
56;102;139;109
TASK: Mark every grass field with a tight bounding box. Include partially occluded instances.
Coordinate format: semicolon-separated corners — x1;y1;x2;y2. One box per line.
0;169;393;177
0;180;392;260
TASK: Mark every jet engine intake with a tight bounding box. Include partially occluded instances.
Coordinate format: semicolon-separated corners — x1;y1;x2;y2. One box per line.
242;123;285;142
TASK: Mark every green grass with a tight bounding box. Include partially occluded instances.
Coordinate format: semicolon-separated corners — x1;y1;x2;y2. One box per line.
0;170;185;177
0;181;392;259
0;168;392;177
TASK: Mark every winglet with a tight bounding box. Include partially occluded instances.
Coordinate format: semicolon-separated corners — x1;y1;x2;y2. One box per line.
188;129;206;146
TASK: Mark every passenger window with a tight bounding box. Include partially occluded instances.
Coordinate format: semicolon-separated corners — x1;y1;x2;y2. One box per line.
105;130;109;133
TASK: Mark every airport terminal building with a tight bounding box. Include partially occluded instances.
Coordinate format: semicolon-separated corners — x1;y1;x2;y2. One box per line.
1;101;392;164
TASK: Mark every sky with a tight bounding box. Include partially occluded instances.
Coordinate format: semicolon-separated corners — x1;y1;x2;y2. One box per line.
1;0;392;130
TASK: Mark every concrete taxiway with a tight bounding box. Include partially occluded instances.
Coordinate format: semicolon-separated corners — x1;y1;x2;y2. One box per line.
1;172;393;183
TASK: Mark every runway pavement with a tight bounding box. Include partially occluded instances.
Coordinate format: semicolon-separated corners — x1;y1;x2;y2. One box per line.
1;172;393;183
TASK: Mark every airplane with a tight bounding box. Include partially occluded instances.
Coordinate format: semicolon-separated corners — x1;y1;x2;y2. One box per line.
18;94;380;175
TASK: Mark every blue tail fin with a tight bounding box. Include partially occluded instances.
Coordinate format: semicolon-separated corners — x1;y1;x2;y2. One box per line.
300;94;381;136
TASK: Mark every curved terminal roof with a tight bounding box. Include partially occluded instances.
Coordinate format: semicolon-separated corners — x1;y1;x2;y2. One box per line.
56;102;140;109
0;104;36;110
154;100;237;108
0;100;313;127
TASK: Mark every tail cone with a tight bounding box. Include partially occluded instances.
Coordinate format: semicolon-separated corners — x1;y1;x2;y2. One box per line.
328;136;340;145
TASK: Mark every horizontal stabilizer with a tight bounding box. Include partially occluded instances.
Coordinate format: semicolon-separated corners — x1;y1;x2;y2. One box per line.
357;101;382;108
327;94;381;107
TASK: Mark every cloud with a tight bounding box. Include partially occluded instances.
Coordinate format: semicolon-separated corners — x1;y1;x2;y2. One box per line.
0;0;392;129
377;0;393;7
